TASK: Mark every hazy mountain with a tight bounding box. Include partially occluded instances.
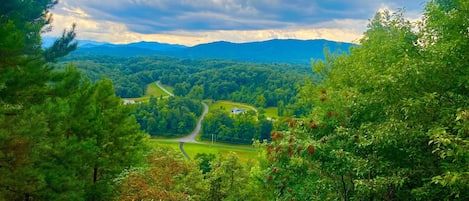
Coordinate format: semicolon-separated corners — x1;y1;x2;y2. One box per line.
125;41;186;51
42;36;110;48
60;38;355;64
166;39;355;64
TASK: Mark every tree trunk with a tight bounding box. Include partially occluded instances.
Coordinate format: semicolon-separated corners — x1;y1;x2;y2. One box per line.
93;166;98;183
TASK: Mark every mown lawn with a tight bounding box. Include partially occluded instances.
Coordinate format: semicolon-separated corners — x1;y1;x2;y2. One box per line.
125;82;174;102
208;100;282;120
208;100;256;113
150;140;259;163
264;107;279;119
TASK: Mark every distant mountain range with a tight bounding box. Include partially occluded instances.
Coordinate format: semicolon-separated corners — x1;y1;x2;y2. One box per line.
43;37;356;65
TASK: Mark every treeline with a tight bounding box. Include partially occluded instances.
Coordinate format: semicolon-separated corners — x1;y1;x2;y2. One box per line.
170;64;303;107
134;96;203;136
201;109;273;144
58;55;205;97
58;55;313;108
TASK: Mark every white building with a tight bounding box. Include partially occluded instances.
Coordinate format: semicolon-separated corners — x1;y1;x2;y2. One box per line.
230;107;246;115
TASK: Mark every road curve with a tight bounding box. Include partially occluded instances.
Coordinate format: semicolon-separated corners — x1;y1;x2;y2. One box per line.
173;101;209;142
154;81;208;143
154;81;255;157
155;81;174;97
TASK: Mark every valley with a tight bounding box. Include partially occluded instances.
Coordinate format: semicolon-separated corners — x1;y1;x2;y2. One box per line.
127;79;270;160
4;1;468;200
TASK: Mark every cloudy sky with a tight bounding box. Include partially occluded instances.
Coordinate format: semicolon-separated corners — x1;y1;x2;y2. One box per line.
44;0;428;46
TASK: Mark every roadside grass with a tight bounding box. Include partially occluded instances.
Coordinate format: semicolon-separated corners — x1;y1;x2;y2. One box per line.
146;82;166;97
159;83;174;94
124;82;173;102
150;140;259;163
209;100;256;114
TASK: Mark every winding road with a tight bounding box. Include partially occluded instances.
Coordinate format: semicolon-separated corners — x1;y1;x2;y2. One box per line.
155;81;174;97
155;81;209;159
155;81;208;143
174;102;209;142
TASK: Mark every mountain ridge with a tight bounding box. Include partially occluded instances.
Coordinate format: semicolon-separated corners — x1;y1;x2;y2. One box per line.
43;37;356;65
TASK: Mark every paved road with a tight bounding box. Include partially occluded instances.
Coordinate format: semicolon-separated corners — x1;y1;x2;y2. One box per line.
173;101;209;142
155;81;174;97
154;81;208;143
153;81;255;158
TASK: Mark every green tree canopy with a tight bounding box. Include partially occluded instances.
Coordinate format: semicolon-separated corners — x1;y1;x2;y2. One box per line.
265;0;469;200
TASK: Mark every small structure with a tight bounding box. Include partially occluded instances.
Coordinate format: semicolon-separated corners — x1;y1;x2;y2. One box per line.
123;99;136;105
230;107;246;115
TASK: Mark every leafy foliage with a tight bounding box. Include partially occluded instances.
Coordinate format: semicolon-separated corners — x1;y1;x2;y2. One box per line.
202;109;273;144
263;1;469;200
0;1;147;200
57;55;312;107
115;147;207;201
134;96;203;136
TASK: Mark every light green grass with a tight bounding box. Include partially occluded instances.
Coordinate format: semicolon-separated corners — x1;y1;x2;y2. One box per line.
146;82;166;97
125;82;173;102
264;107;279;119
209;100;256;114
160;83;174;93
208;100;282;120
150;140;258;163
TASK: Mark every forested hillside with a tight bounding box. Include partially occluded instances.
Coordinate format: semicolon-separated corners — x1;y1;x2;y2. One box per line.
2;0;468;200
58;55;307;139
64;38;354;65
58;55;313;109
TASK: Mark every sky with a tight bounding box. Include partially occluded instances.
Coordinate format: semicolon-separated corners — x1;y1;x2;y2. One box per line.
44;0;429;46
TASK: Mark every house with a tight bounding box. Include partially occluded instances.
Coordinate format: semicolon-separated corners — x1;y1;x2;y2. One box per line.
123;99;136;105
230;107;246;115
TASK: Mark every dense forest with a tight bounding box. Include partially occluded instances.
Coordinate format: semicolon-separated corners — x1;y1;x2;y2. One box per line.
133;96;203;136
58;54;313;139
201;109;273;144
57;55;308;138
57;55;313;109
1;0;469;200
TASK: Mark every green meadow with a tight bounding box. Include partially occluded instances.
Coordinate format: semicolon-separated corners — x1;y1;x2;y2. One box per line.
264;107;279;119
208;100;280;120
208;100;256;113
150;140;259;163
125;82;174;102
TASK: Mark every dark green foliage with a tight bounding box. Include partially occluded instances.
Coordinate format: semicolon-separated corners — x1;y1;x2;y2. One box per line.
263;1;469;200
134;96;203;136
194;153;216;174
57;55;312;106
0;1;147;200
202;109;273;144
43;24;78;62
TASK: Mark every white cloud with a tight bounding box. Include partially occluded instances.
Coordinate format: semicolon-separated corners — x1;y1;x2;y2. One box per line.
43;0;427;46
44;12;364;46
44;4;366;46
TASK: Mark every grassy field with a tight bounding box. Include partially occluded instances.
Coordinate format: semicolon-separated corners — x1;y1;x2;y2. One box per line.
264;107;279;119
158;83;174;94
208;100;281;120
150;140;259;163
208;100;256;113
125;82;174;102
